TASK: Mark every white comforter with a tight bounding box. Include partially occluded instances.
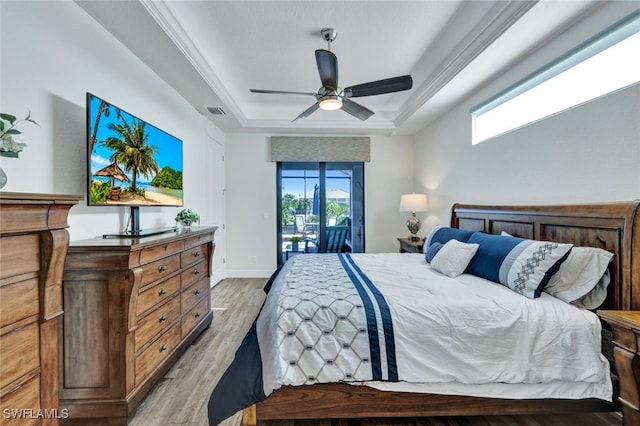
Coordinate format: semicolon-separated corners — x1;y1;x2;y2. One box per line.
257;253;612;401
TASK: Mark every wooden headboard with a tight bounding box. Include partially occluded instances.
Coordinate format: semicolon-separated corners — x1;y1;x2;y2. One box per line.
451;201;640;311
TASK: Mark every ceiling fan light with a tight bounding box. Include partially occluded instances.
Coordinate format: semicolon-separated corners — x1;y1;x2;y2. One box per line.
319;96;343;111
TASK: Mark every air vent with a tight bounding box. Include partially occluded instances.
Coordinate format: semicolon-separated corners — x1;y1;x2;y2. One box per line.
206;106;226;115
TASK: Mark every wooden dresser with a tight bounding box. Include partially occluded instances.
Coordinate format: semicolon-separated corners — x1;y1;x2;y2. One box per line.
59;226;217;425
0;192;81;425
597;310;640;426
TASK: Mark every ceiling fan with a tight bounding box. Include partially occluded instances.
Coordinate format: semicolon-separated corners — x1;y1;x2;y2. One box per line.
250;28;413;121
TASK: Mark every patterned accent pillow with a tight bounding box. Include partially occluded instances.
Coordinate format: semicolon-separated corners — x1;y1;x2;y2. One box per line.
466;232;573;299
430;239;479;278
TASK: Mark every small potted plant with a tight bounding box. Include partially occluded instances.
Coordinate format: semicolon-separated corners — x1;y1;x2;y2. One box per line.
175;209;200;227
290;235;302;251
0;111;39;189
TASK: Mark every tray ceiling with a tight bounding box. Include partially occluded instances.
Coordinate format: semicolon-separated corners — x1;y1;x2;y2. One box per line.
76;0;601;135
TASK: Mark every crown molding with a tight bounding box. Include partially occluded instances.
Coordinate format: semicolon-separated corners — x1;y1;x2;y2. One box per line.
142;0;537;133
140;0;249;126
395;0;538;127
242;118;399;135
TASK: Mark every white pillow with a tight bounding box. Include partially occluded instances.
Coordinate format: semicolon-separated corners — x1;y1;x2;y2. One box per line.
571;270;611;310
544;247;614;309
430;239;479;278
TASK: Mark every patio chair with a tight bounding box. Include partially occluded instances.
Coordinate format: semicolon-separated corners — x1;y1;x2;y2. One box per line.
306;225;351;253
326;225;351;252
294;214;312;237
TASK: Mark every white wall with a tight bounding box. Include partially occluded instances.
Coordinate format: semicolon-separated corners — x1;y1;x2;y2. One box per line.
0;1;415;280
8;2;635;280
0;1;225;242
414;2;640;231
224;133;415;277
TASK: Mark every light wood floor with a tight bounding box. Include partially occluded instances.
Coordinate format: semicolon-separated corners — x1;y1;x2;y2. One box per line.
130;278;623;426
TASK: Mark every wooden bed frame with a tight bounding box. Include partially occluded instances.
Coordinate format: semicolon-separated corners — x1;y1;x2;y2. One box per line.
242;201;640;425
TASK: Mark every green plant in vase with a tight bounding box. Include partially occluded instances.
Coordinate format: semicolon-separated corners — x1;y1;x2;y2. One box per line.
290;235;302;251
0;111;38;157
0;111;39;189
175;208;200;227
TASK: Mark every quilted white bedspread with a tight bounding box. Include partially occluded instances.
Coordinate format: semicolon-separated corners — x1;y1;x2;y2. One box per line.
256;253;612;401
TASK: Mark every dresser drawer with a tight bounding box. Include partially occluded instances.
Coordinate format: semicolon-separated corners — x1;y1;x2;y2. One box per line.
139;240;185;265
0;277;38;329
184;233;213;250
181;259;208;289
0;235;40;279
135;322;181;387
181;243;208;269
141;254;180;287
181;296;210;339
0;373;40;426
0;322;40;391
181;278;209;313
609;323;638;353
613;346;640;410
135;295;181;353
136;274;181;317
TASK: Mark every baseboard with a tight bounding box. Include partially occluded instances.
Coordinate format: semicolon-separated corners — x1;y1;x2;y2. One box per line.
225;269;273;278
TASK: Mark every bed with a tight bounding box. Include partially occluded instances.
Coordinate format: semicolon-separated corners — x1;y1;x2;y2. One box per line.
209;201;640;425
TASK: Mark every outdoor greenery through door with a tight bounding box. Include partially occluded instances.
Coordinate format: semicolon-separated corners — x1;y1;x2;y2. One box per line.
277;162;364;266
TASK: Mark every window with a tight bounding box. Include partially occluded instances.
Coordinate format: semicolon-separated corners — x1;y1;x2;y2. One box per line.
471;11;640;145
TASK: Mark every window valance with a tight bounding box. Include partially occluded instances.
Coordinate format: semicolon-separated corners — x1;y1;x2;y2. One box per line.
270;136;370;162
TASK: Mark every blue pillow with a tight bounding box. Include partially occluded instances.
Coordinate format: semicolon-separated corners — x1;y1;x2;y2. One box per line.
465;232;526;282
425;242;443;263
425;226;475;249
466;232;573;299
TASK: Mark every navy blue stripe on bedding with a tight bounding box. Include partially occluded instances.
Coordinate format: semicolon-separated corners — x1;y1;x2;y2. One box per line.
207;265;285;425
207;320;265;425
207;255;399;425
337;253;383;380
344;254;398;381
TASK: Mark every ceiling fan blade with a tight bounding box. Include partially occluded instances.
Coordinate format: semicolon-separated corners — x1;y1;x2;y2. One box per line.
344;75;413;98
292;103;320;122
341;98;374;121
315;49;338;90
250;89;316;96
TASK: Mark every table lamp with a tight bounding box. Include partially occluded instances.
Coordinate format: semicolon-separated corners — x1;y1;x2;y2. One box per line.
399;193;428;240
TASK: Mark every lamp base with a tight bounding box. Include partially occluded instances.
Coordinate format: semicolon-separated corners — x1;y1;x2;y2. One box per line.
406;214;421;241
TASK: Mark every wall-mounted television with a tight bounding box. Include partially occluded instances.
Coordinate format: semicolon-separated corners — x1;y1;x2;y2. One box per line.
86;92;184;237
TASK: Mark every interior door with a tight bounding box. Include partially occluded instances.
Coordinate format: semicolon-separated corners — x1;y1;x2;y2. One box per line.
209;137;226;285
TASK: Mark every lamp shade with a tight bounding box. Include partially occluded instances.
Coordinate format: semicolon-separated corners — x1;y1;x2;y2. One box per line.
399;193;428;212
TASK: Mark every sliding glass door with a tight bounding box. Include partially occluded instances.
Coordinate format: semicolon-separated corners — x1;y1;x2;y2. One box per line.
277;162;364;266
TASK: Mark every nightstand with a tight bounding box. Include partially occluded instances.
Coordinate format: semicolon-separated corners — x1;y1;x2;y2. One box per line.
397;237;424;254
597;310;640;426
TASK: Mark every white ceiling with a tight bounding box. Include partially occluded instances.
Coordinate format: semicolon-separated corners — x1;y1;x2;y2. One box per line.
76;0;601;136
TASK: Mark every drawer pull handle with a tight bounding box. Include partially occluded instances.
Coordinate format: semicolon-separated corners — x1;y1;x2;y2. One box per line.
194;251;201;257
159;344;167;352
159;314;167;322
159;265;166;272
194;269;200;275
158;288;166;296
194;290;200;296
164;244;168;250
195;312;201;318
